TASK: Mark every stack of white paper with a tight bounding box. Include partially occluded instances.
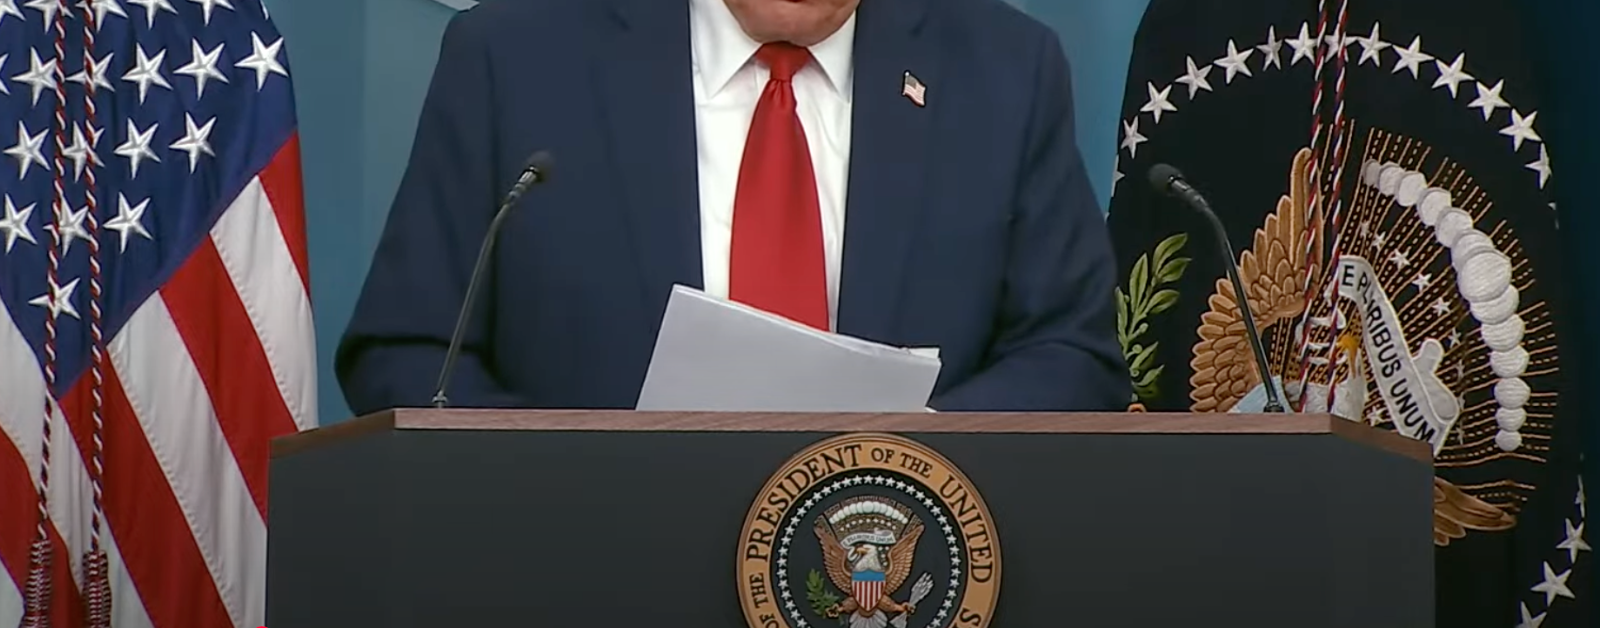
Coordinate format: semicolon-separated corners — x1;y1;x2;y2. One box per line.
635;285;942;412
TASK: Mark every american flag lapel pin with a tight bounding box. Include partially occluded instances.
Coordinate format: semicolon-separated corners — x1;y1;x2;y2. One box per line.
902;71;926;107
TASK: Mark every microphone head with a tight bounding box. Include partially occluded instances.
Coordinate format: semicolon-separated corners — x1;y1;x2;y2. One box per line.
523;150;554;183
1147;163;1184;195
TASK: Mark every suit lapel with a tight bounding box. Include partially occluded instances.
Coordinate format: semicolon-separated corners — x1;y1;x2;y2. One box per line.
837;0;939;340
595;0;703;333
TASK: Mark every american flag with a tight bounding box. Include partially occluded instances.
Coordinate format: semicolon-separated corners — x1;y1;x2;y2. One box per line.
900;71;925;107
0;0;316;627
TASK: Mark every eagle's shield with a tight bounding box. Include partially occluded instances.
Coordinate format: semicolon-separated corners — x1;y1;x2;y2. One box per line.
852;570;885;608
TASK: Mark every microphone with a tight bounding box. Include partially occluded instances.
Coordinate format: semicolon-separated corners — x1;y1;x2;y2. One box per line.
1147;164;1286;413
431;150;555;408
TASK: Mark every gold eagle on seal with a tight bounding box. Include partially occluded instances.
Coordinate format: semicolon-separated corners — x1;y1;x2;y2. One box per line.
1189;147;1515;546
813;497;925;621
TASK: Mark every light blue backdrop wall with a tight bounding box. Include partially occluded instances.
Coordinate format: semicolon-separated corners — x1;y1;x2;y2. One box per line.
263;0;1152;424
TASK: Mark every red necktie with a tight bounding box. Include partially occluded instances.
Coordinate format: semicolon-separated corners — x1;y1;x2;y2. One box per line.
729;42;830;331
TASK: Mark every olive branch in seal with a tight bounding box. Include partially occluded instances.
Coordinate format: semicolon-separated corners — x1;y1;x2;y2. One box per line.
1115;232;1191;403
806;569;843;623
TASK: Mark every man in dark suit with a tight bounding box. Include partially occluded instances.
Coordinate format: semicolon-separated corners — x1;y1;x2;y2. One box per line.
336;0;1131;414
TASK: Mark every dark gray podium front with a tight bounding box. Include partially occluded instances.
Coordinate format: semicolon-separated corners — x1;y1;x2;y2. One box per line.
265;410;1433;628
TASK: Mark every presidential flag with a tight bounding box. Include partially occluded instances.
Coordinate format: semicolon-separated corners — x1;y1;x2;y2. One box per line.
1105;0;1589;626
1525;1;1600;608
0;0;315;627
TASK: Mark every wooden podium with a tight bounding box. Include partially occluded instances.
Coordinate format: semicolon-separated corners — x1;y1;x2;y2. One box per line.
265;410;1433;628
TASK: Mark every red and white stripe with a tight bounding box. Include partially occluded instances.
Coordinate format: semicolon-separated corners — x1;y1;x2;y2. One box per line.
0;563;19;627
0;135;315;627
853;579;883;609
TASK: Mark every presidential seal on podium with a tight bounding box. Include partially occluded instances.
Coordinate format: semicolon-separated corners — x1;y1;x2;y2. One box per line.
737;433;1000;628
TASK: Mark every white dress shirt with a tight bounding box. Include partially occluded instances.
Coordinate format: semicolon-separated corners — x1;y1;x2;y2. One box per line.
689;0;855;329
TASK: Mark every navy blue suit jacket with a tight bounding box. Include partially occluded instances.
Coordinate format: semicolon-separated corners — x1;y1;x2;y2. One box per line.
336;0;1132;415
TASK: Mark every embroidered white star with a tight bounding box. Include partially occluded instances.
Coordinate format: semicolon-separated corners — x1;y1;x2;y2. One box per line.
61;123;104;181
0;195;37;253
1412;273;1432;290
1288;22;1318;66
128;0;177;28
78;0;128;26
1121;118;1148;158
1578;477;1587;518
67;51;117;93
1213;39;1255;84
1257;26;1283;70
1470;79;1509;120
1500;109;1542;151
5;120;48;180
1431;299;1450;316
1322;32;1349;63
1392;36;1434;78
1175;55;1213;99
176;40;228;99
236;32;288;89
186;0;233;25
1556;519;1589;564
44;202;91;254
1388;249;1410;269
107;194;155;253
1518;602;1546;628
1112;155;1123;186
28;277;82;320
0;53;9;96
12;49;58;107
114;119;162;179
1527;145;1552;189
123;44;173;104
1141;82;1177;123
0;0;23;26
1355;23;1389;66
1432;53;1474;98
1530;562;1575;605
23;0;65;29
170;113;216;172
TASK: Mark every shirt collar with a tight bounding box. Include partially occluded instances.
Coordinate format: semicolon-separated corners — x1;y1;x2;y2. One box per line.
690;0;856;100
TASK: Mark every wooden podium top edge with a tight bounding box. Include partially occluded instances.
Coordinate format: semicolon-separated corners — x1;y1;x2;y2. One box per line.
271;409;1431;462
